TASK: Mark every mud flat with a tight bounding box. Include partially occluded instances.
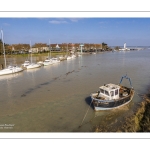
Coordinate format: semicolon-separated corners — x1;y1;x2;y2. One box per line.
93;92;150;132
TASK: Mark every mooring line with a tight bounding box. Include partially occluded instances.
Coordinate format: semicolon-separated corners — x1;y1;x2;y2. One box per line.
79;99;93;128
134;90;145;99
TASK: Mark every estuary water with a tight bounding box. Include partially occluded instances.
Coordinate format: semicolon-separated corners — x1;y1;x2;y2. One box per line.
0;49;150;132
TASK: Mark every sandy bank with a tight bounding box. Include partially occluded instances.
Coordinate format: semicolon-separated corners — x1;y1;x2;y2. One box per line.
94;93;150;132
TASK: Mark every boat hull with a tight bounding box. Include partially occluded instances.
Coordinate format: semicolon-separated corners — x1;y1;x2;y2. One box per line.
0;67;23;76
91;89;134;111
26;64;41;69
43;61;53;66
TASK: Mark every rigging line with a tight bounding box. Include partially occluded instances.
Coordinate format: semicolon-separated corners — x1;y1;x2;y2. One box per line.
79;99;93;128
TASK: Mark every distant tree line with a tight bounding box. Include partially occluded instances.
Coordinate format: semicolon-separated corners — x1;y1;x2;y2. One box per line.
0;40;111;55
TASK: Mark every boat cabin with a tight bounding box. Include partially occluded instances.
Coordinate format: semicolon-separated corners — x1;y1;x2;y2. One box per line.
98;83;120;100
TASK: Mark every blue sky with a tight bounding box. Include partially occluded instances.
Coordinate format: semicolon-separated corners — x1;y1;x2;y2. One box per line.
0;18;150;46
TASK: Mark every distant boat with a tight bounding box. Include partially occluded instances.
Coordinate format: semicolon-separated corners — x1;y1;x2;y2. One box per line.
22;60;30;67
43;39;54;66
26;63;41;69
66;56;72;60
51;57;60;64
0;30;23;76
37;61;44;65
71;54;76;58
59;56;66;61
43;58;53;66
26;41;41;69
90;75;134;111
66;43;72;60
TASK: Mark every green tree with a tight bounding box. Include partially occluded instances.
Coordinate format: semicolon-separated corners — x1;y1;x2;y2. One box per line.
102;42;108;50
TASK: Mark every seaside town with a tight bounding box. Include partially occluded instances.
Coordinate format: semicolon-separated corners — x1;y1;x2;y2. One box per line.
0;41;110;55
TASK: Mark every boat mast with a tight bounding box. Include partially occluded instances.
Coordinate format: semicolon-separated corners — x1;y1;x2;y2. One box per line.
30;41;32;63
1;30;6;68
49;39;51;58
67;43;68;55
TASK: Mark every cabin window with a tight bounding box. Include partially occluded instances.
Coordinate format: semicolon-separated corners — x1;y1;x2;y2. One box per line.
105;90;109;96
115;89;118;95
110;91;114;96
100;89;104;94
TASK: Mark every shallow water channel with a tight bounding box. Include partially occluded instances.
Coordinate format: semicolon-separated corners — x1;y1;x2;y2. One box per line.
0;49;150;132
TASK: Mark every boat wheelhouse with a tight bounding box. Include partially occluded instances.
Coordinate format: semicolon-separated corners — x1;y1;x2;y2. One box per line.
91;75;134;111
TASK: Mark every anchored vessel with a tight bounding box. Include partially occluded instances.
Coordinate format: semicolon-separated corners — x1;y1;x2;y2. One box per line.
0;30;23;76
43;58;53;66
22;60;30;67
25;41;41;69
90;75;134;111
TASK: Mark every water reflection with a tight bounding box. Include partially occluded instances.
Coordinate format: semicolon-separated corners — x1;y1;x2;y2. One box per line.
0;71;22;81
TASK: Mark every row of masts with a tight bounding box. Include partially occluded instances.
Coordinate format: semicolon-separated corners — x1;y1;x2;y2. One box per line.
1;29;83;70
1;30;6;68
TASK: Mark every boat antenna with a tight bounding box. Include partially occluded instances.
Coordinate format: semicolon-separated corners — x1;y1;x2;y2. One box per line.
1;29;6;68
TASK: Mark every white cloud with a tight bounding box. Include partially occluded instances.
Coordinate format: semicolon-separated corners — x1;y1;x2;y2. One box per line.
69;18;82;22
3;23;10;26
99;21;106;24
49;20;68;24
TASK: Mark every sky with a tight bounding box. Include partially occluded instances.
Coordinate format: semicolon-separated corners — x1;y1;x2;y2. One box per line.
0;18;150;46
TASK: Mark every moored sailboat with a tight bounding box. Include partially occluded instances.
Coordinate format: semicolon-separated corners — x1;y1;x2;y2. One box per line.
0;30;23;76
43;40;54;66
26;41;41;69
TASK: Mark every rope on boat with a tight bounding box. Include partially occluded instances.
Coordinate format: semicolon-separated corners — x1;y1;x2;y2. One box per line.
79;99;93;128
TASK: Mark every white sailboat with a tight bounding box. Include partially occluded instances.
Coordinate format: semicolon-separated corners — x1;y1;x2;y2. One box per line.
26;41;41;69
0;30;23;76
51;57;60;64
66;44;72;60
37;60;44;66
71;53;76;58
43;58;53;66
22;60;30;67
43;40;54;66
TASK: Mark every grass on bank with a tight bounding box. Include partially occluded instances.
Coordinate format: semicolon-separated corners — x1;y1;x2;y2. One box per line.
0;51;67;58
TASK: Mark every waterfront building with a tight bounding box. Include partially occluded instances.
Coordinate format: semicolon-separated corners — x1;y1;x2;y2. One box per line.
1;43;103;54
119;43;130;51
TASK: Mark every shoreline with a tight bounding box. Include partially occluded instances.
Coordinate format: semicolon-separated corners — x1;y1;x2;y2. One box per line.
93;88;150;132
